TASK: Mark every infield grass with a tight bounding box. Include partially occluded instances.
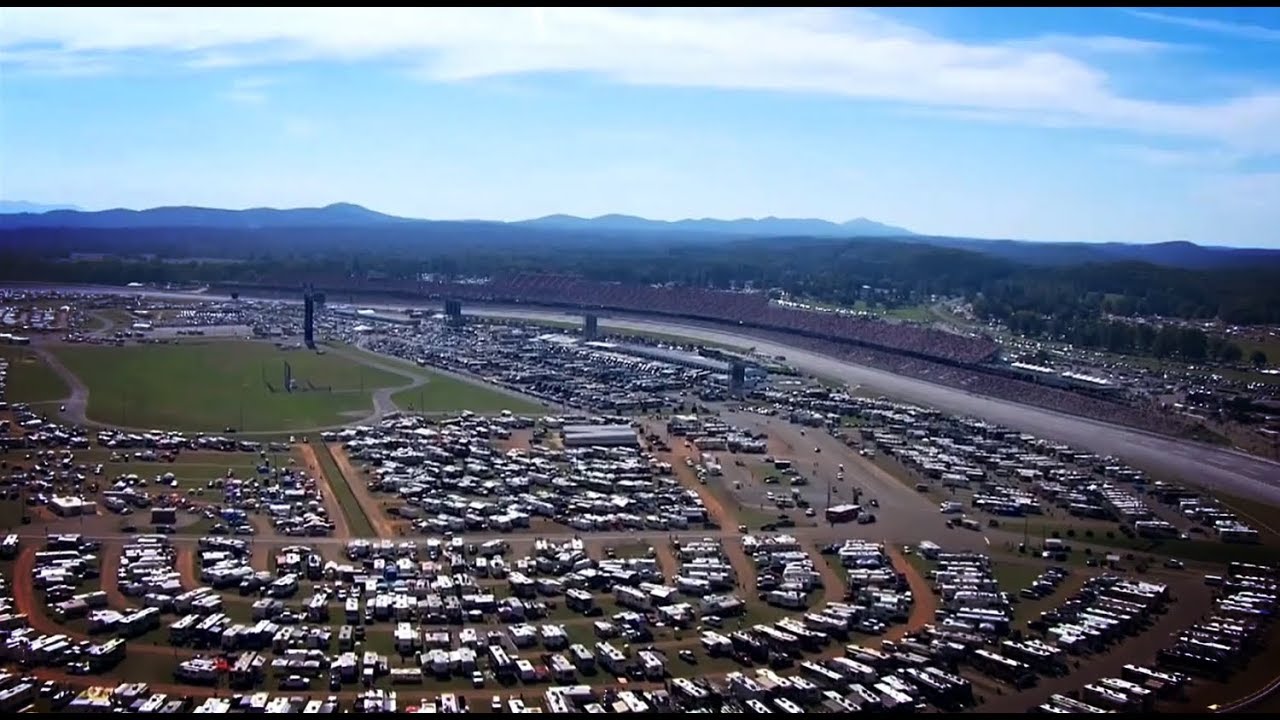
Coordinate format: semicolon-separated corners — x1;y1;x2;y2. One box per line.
51;340;410;432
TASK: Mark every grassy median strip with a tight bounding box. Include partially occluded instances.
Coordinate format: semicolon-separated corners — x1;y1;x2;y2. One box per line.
311;440;376;538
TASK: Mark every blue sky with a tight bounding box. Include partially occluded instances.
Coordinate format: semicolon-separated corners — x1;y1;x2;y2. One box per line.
2;7;1279;246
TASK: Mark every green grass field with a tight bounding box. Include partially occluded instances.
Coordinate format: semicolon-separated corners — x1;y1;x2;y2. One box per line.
51;341;410;432
75;448;280;494
0;500;28;530
390;374;543;415
312;441;376;537
1232;335;1280;367
0;346;69;404
990;561;1045;593
331;343;544;416
1213;489;1280;543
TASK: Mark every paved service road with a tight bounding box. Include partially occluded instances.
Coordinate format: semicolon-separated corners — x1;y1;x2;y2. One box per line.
15;283;1280;505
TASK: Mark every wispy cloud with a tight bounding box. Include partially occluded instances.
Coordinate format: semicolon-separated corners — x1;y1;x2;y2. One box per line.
1110;144;1244;170
222;76;275;105
1127;9;1280;42
2;8;1278;154
0;46;115;77
1007;33;1186;56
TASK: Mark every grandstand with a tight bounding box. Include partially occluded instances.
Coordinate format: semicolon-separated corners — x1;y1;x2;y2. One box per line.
249;273;1000;365
217;272;1190;438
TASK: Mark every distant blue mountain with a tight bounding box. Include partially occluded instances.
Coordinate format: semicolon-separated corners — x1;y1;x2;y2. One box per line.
0;200;81;214
0;202;406;229
1;203;1277;269
903;236;1280;269
517;213;916;238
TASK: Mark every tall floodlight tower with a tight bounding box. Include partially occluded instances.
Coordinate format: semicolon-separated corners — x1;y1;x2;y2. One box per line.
729;361;747;396
445;299;464;327
303;286;316;349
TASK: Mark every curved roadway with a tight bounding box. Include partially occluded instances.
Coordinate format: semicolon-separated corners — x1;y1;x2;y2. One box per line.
13;283;1280;505
326;344;429;422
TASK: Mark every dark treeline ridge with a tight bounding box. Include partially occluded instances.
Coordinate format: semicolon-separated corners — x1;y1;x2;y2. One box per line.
3;225;1279;338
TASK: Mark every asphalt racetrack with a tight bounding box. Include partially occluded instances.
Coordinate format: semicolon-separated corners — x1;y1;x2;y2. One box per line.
17;283;1280;506
467;307;1280;506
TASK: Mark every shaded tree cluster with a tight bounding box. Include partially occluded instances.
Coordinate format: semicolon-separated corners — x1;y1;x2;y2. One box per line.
2;226;1279;335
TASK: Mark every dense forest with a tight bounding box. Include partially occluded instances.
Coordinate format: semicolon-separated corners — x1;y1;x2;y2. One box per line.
3;226;1279;336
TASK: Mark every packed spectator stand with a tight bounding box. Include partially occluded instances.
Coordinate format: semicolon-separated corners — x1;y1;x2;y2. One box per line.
236;273;1188;436
255;273;998;364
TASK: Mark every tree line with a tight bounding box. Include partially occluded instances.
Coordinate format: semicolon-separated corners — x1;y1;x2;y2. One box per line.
2;226;1278;340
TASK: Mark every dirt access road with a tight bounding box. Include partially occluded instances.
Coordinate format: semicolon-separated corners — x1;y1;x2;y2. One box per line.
883;545;939;643
661;436;734;528
326;442;398;537
176;546;203;588
12;547;185;659
296;442;354;541
98;545;133;612
13;547;57;636
812;547;850;606
659;434;762;591
652;541;680;580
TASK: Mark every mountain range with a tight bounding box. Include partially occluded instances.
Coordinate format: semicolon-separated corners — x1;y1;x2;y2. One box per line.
1;201;1277;269
520;213;914;238
0;203;912;237
0;201;81;214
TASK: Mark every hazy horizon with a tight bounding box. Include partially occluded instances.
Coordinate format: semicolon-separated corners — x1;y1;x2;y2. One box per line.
2;8;1279;247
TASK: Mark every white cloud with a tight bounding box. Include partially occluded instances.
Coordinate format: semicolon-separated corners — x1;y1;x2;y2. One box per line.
1110;144;1244;170
1127;10;1280;42
2;7;1278;154
0;46;114;77
1007;33;1184;56
221;76;275;104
